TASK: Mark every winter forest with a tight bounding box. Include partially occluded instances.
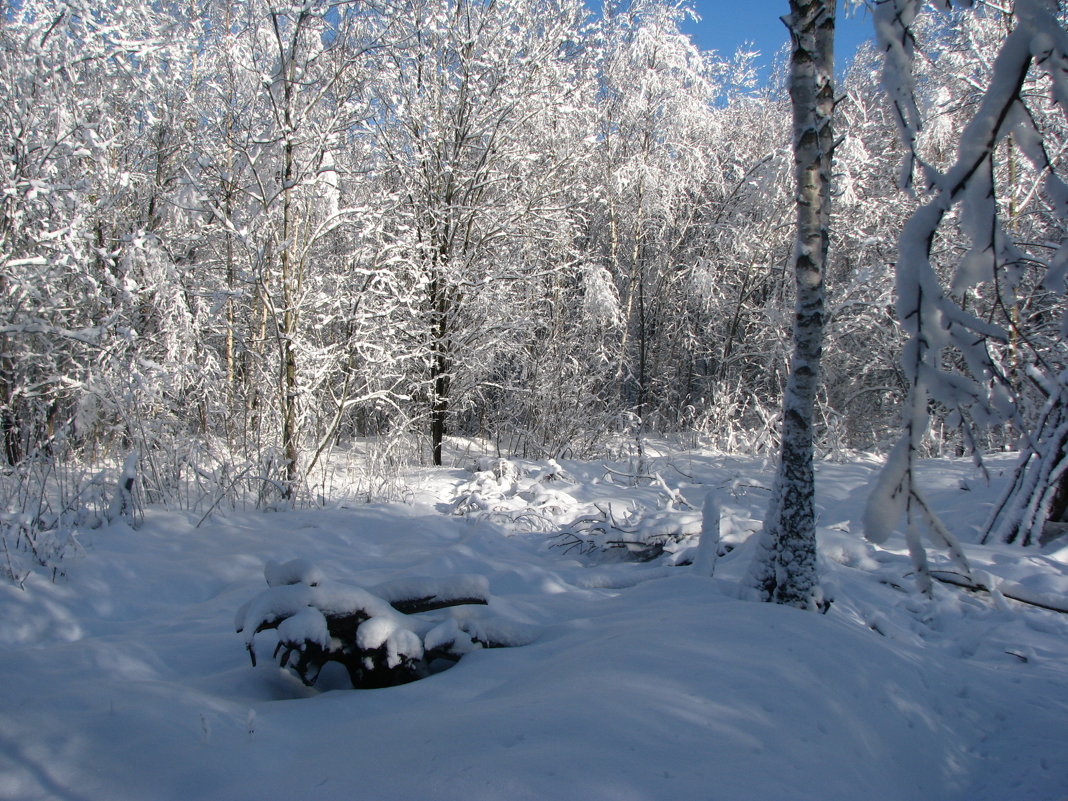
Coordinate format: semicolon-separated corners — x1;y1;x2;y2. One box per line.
2;0;1066;531
0;0;1058;501
3;0;1068;798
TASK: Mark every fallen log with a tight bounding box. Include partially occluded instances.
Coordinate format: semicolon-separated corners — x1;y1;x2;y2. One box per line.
236;560;516;689
928;570;1068;614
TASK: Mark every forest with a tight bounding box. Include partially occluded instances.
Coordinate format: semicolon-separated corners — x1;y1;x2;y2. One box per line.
1;0;1061;509
3;1;1068;799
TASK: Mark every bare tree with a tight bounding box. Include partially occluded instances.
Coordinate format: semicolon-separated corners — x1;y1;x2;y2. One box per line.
368;0;588;465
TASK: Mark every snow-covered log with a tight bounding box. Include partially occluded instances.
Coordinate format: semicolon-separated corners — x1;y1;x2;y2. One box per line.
236;562;512;689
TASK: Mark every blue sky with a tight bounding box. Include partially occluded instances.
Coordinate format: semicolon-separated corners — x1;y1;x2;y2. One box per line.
679;1;876;76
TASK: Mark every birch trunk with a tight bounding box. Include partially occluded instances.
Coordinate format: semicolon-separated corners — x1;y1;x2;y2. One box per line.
749;0;834;609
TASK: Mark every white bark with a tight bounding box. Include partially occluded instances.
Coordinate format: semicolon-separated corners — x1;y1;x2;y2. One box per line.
749;0;835;609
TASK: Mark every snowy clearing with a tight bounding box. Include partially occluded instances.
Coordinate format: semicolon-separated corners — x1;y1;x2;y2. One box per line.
2;449;1067;801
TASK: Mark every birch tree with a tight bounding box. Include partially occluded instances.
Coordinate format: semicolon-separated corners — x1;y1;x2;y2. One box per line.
748;0;835;609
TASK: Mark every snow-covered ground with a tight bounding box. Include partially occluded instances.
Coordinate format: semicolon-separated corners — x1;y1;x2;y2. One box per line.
2;447;1067;800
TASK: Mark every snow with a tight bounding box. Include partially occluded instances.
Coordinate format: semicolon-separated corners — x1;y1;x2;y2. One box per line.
2;449;1068;800
371;574;490;606
355;617;423;667
236;583;316;645
690;489;720;576
424;618;475;654
264;558;323;588
276;607;331;651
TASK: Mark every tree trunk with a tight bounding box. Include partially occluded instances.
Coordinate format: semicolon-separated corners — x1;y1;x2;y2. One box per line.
431;362;449;467
0;359;20;466
275;10;304;498
749;0;835;609
429;270;450;467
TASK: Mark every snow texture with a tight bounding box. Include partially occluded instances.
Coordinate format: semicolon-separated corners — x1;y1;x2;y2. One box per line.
264;558;324;588
371;574;490;607
1;450;1067;801
276;607;331;650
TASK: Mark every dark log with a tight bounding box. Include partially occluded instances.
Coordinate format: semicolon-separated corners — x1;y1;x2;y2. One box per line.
388;595;488;615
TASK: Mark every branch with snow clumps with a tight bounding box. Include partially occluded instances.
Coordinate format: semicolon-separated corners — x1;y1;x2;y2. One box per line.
866;0;1068;587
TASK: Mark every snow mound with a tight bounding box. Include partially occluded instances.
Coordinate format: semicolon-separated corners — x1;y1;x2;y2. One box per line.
265;558;323;587
371;574;490;611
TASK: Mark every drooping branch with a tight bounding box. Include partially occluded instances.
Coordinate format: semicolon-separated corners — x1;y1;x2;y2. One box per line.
866;0;1068;575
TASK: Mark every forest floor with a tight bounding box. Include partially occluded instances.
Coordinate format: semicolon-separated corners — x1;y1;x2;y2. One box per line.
2;443;1067;800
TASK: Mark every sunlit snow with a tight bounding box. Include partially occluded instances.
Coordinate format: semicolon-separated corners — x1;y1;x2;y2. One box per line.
1;445;1066;801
